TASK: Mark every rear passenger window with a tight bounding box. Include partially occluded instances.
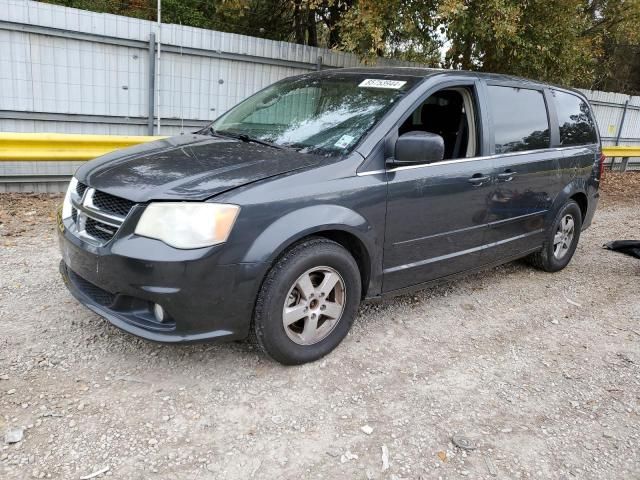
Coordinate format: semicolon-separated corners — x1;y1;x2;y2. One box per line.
487;86;550;153
553;90;598;146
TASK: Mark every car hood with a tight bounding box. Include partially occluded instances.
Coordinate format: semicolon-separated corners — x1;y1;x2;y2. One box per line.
75;134;323;202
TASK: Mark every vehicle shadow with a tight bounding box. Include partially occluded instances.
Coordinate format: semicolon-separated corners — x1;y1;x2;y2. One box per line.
79;258;531;369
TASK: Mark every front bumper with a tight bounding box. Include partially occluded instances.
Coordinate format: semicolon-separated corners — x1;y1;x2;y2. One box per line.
58;211;267;343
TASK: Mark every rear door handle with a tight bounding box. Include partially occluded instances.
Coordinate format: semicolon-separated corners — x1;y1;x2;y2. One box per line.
497;170;517;182
468;174;490;186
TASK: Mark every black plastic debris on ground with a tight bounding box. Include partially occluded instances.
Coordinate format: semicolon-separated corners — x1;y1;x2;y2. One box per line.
603;240;640;259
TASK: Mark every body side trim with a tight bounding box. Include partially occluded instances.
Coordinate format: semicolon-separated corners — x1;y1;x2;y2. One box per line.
374;246;541;300
392;210;546;247
384;145;596;173
384;229;544;274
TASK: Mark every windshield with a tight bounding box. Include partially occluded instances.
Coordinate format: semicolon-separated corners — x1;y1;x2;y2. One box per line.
209;74;418;155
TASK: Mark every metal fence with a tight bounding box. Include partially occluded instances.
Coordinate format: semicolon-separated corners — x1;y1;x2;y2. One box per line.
0;0;638;192
577;89;640;171
579;89;640;147
0;0;414;138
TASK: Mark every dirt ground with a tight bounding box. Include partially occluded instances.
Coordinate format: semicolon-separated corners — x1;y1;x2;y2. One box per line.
1;173;639;479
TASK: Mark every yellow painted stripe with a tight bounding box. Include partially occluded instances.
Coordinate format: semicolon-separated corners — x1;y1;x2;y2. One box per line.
0;132;638;162
602;146;640;157
0;132;166;161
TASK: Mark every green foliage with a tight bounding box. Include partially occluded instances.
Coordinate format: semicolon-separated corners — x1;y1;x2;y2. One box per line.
337;0;639;92
338;0;442;64
587;0;640;94
439;0;597;86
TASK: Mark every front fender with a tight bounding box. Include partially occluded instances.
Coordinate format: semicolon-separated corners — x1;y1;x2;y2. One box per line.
241;204;381;294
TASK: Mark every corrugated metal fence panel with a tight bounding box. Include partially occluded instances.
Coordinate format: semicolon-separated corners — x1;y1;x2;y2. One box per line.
0;119;130;135
1;0;639;147
0;119;195;136
619;93;640;145
29;36;148;118
1;0;364;67
0;29;33;112
157;52;309;121
0;159;81;193
0;0;371;135
0;160;85;176
579;89;640;147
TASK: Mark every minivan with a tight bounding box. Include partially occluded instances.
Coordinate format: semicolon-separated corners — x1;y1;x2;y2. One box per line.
58;68;602;365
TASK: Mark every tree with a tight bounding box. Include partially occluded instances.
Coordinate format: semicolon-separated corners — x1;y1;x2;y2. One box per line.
437;0;639;91
439;0;596;85
208;0;298;42
585;0;640;94
337;0;441;63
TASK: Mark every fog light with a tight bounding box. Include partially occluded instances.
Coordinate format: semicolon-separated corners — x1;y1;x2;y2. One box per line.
153;303;168;323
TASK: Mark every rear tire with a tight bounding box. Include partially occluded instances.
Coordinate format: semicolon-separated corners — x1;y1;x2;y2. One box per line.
528;200;582;272
253;238;361;365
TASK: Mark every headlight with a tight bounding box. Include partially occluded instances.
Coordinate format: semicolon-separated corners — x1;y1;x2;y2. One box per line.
61;177;78;220
135;202;240;249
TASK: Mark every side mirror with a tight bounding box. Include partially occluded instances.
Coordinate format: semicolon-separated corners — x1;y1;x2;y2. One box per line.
391;131;444;166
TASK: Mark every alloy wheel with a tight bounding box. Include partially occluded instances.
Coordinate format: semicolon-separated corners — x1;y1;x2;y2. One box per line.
553;214;575;260
282;266;346;345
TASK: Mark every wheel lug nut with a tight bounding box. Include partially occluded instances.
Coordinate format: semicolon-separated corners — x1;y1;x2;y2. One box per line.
320;305;326;311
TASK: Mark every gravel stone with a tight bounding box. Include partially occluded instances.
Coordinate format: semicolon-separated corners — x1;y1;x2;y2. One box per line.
0;184;639;479
4;428;24;444
452;434;476;451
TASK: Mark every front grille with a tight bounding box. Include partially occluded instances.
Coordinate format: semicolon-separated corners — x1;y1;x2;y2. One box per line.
68;187;136;245
85;217;117;242
92;190;135;217
76;182;88;198
67;268;116;306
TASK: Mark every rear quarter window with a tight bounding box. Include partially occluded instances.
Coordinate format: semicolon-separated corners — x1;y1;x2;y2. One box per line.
553;90;598;146
487;86;550;154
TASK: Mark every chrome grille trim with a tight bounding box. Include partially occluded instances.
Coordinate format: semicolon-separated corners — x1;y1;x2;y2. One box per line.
76;181;88;198
68;187;134;245
82;188;126;226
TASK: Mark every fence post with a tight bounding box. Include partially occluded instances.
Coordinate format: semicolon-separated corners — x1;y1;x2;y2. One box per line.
615;99;629;146
147;32;156;136
610;97;630;170
316;55;322;71
621;157;629;172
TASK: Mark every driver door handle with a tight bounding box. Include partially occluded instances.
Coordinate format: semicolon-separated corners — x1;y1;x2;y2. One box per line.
497;170;517;182
468;174;490;186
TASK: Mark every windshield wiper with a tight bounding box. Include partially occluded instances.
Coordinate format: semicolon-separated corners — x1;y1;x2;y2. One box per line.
210;129;284;150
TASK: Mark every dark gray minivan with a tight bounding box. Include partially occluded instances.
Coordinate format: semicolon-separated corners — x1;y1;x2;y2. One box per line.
58;68;602;364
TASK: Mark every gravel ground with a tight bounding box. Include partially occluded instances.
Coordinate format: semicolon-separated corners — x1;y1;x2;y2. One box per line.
1;176;639;479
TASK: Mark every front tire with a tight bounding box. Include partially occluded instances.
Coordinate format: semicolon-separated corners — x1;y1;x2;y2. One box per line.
253;238;362;365
528;200;582;272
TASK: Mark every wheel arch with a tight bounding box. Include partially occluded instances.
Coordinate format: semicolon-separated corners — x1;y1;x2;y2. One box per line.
297;230;371;300
548;181;589;228
569;191;588;221
242;205;380;299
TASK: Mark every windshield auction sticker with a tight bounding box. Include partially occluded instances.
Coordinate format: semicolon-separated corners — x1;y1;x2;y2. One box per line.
334;135;355;149
358;79;407;89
